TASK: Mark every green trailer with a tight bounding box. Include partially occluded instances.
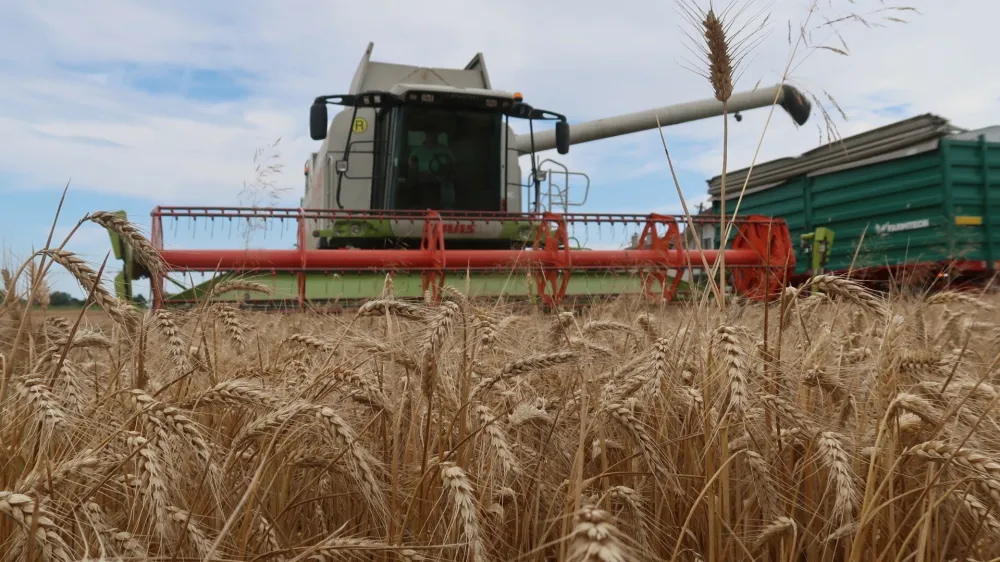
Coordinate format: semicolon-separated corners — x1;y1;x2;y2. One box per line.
706;114;1000;285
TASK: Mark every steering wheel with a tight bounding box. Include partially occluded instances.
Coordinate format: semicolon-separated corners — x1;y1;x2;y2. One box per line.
428;153;454;179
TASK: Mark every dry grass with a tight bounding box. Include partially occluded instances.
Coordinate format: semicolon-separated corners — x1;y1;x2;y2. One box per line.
3;240;1000;561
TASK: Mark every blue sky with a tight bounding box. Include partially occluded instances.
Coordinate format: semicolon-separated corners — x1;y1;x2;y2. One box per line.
2;0;997;299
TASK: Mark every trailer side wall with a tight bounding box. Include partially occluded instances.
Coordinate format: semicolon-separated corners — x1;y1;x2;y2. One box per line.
711;136;1000;276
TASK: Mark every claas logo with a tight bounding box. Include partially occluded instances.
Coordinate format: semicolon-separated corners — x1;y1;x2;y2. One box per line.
442;222;476;234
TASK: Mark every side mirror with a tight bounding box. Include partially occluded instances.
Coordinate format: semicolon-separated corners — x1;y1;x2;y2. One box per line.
310;102;328;141
555;121;570;155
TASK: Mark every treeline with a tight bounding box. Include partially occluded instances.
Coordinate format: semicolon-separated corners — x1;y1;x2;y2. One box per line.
0;290;147;308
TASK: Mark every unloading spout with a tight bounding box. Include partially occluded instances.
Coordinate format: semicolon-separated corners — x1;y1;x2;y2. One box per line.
514;83;811;154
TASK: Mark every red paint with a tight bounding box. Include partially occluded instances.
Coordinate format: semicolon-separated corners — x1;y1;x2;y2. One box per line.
729;215;795;301
147;207;797;309
442;222;475;234
158;247;767;270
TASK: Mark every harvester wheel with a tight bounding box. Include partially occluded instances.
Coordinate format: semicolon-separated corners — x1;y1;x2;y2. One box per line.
729;216;794;301
636;214;685;303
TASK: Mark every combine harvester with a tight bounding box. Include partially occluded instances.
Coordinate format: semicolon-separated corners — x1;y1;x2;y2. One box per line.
106;43;812;310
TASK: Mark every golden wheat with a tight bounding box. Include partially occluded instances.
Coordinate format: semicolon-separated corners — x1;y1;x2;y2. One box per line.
5;236;1000;561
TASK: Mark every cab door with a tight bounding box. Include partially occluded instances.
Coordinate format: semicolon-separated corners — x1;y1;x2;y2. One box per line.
371;107;401;210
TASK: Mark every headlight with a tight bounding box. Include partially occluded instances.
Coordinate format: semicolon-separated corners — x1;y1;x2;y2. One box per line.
349;223;364;236
518;225;533;240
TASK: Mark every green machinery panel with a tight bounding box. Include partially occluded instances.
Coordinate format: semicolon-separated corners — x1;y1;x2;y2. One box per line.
167;270;690;307
711;136;1000;275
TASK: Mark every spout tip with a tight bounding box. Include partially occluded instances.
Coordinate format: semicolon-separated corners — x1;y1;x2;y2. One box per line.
779;85;812;126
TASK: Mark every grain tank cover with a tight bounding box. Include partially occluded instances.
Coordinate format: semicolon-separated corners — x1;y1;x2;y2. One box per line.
387;83;519;103
707;113;960;199
347;42;493;94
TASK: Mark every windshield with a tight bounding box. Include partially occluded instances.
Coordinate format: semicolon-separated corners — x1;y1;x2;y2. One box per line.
385;106;503;212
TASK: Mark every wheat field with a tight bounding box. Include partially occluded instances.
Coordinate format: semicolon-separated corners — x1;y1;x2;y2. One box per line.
3;238;1000;562
0;0;937;557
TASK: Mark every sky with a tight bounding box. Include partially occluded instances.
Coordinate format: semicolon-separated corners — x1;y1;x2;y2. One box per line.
2;0;998;300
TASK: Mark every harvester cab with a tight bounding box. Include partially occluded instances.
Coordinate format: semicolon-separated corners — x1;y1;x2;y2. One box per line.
305;81;569;250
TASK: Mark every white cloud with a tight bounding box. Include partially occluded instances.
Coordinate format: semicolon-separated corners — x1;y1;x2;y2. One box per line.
2;0;998;277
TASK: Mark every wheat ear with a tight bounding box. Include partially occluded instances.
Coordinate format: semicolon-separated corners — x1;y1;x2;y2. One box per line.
87;210;165;276
566;504;634;562
0;491;72;562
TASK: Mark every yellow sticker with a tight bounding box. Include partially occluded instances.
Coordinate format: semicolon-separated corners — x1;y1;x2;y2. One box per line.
955;215;983;226
352;117;368;134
